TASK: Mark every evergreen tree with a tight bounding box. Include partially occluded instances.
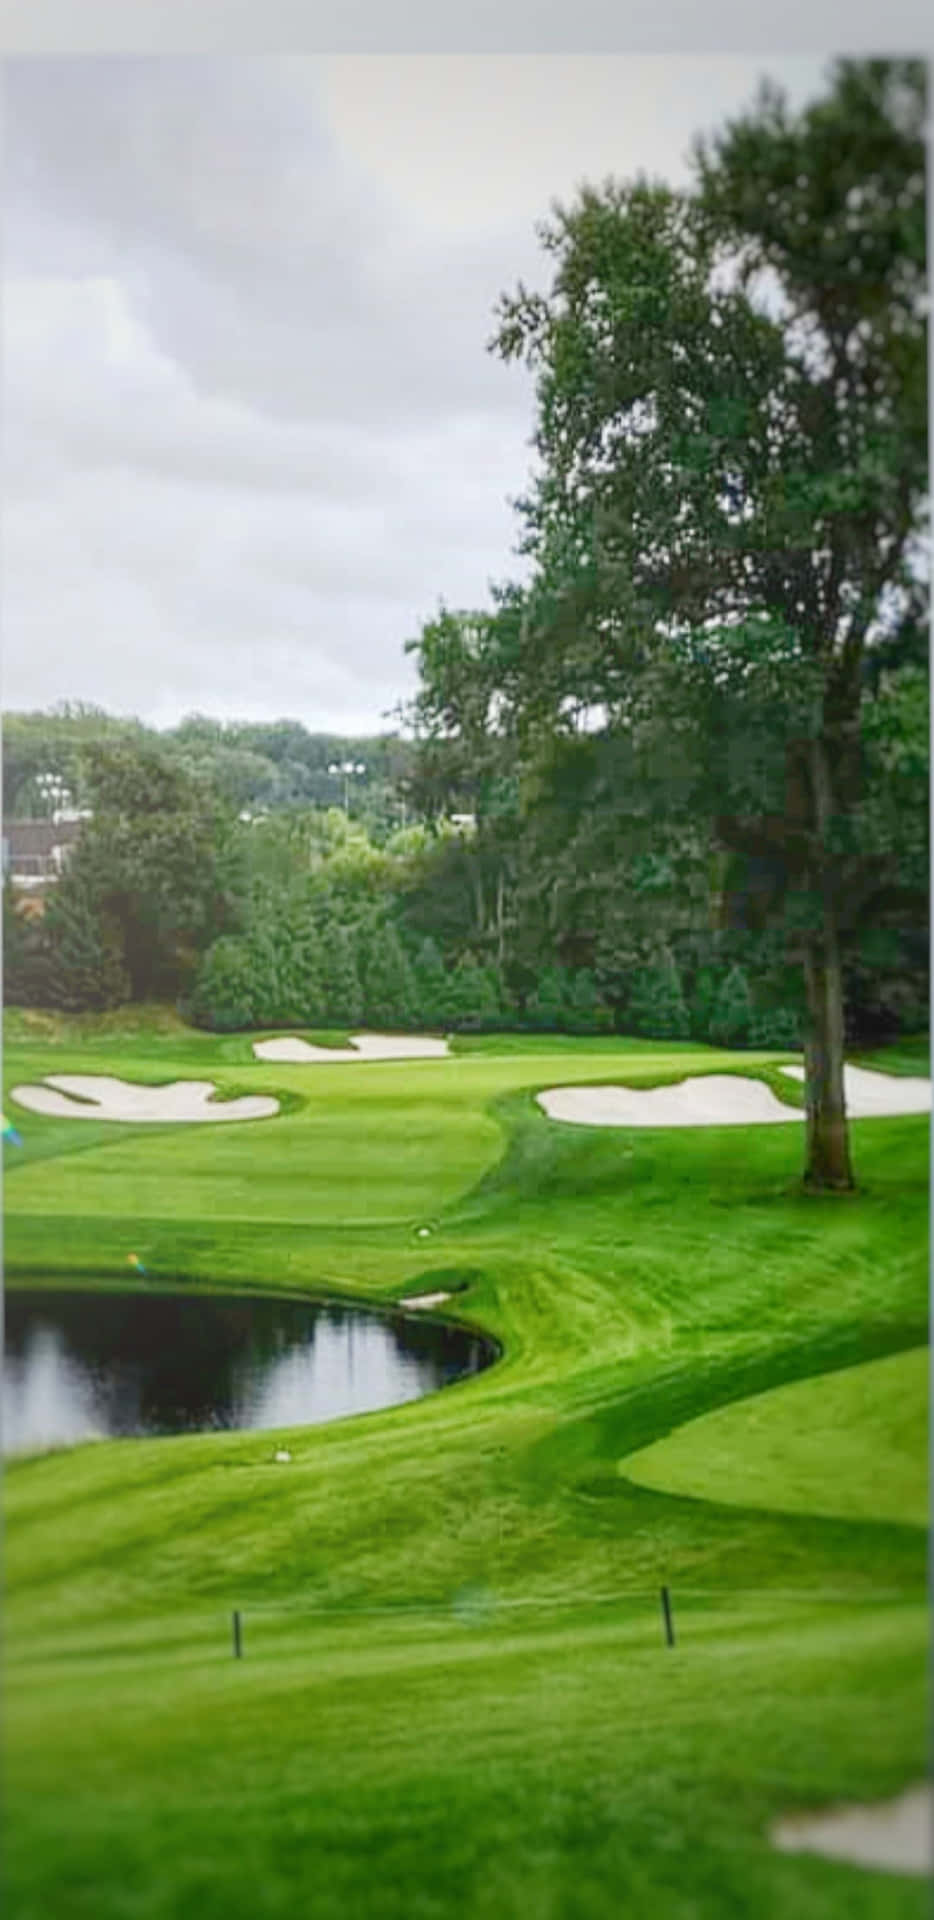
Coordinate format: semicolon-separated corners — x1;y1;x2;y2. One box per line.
688;965;720;1043
258;917;297;1026
287;911;326;1026
188;936;257;1031
709;963;754;1048
65;739;237;1001
447;954;502;1031
40;882;130;1012
320;923;364;1026
362;925;417;1028
488;961;515;1030
626;947;690;1040
412;936;449;1028
747;1004;801;1049
2;885;48;1008
473;961;507;1030
246;926;285;1026
253;904;325;1028
565;967;610;1035
525;965;570;1032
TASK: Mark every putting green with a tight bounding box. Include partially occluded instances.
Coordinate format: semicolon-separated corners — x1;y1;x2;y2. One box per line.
623;1347;929;1527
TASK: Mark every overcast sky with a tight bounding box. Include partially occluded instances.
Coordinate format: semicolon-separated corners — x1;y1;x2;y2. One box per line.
2;54;831;734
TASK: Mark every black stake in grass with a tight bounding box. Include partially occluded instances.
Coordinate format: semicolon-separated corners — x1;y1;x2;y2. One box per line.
232;1610;243;1659
660;1586;675;1648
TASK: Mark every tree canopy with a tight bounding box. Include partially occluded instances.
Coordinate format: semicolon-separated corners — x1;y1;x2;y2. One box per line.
482;57;927;1188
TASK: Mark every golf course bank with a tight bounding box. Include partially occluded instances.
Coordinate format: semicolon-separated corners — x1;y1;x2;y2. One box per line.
3;1009;929;1920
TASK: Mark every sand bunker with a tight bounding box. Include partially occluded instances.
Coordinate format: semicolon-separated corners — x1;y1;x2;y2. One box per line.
399;1291;453;1311
10;1075;279;1124
253;1033;450;1063
772;1782;931;1876
537;1064;931;1129
780;1062;931;1115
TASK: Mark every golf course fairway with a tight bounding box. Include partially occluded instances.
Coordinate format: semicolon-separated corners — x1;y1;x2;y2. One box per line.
2;1009;929;1919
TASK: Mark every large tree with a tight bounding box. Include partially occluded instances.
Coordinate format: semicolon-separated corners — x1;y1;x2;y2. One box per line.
59;741;242;1002
404;605;523;965
491;58;927;1189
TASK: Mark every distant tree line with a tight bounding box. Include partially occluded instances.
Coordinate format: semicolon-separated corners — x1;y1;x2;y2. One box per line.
3;700;925;1047
2;706;417;838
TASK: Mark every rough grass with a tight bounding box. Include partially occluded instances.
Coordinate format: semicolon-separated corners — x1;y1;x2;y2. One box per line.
2;1007;929;1919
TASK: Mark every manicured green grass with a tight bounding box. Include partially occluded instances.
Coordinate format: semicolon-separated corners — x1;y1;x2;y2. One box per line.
624;1347;929;1527
2;1008;929;1919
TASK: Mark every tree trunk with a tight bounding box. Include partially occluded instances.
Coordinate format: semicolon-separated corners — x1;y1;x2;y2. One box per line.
801;910;854;1192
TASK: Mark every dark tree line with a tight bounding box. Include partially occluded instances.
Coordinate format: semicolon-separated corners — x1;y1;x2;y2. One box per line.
5;681;923;1053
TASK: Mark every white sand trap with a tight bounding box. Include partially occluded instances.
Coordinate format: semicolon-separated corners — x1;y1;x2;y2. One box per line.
538;1074;800;1128
253;1033;450;1063
772;1783;932;1876
399;1291;452;1310
537;1064;931;1129
781;1063;931;1115
10;1075;279;1123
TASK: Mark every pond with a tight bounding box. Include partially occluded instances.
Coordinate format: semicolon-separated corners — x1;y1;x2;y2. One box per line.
2;1287;494;1455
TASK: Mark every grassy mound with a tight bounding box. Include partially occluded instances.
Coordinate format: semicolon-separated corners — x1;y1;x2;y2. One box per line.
623;1347;928;1527
2;1009;929;1919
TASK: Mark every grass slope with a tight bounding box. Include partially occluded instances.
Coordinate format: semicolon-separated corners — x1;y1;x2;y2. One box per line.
2;1011;929;1920
623;1347;928;1526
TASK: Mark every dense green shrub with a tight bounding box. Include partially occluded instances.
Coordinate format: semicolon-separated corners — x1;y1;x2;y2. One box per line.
38;883;130;1013
565;967;612;1035
626;947;690;1041
276;912;326;1026
709;964;754;1048
320;924;364;1027
747;1005;801;1049
688;965;720;1042
2;886;49;1009
446;955;505;1031
525;966;570;1032
187;936;257;1031
362;926;418;1029
411;937;449;1029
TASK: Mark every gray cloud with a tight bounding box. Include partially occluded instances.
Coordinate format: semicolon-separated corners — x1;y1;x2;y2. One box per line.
4;58;535;428
1;54;828;730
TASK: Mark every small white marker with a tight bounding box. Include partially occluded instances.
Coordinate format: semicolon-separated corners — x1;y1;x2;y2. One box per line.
274;1449;292;1463
417;1227;431;1238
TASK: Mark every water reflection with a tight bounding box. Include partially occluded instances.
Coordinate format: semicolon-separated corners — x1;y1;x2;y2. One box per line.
3;1324;107;1453
2;1289;491;1455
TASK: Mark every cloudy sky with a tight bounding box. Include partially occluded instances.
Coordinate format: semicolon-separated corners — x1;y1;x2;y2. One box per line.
2;54;830;734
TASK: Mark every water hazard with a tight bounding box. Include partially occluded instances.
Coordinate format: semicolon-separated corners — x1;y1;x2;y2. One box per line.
2;1287;493;1455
